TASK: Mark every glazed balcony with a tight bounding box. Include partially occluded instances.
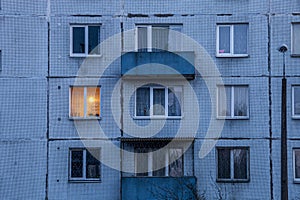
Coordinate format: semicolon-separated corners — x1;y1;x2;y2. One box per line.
121;51;195;80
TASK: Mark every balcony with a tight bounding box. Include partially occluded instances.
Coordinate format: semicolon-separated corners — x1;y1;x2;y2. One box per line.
121;51;195;80
121;176;197;200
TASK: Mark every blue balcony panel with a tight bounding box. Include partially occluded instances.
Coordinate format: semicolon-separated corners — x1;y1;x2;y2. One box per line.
121;51;195;80
122;176;197;200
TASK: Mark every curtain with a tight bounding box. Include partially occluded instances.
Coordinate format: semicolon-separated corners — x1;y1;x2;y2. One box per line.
168;87;181;116
152;26;169;51
169;149;183;177
71;87;84;117
137;27;147;52
153;88;165;115
218;86;231;116
234;86;248;116
135;148;149;176
168;25;182;51
86;87;100;117
234;149;248;179
136;88;150;116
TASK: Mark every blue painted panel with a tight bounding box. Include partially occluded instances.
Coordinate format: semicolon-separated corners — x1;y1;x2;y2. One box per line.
121;51;195;79
122;177;197;200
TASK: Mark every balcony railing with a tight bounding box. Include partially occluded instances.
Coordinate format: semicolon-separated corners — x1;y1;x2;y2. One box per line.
121;51;195;80
121;176;197;200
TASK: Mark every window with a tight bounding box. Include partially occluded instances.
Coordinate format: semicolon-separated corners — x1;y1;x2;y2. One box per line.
0;50;2;71
69;148;101;181
135;86;182;118
216;24;248;57
70;25;100;57
292;23;300;55
217;85;249;119
136;25;182;52
294;149;300;182
135;148;183;177
70;86;100;119
217;147;249;182
292;86;300;118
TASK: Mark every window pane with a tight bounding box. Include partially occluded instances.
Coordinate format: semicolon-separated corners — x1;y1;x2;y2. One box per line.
135;148;148;176
86;148;100;179
218;86;231;116
234;86;248;117
168;87;182;116
71;87;84;117
86;87;100;117
218;149;231;179
153;150;166;176
73;27;85;53
219;26;230;54
294;87;300;115
292;24;300;54
153;88;165;115
71;150;83;178
138;27;148;52
295;150;300;179
234;24;248;54
234;149;248;179
169;149;183;177
152;26;169;51
88;26;100;54
136;88;150;116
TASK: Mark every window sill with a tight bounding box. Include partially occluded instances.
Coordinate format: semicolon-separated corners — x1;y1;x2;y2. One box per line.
216;116;249;120
69;117;101;120
293;179;300;184
216;54;249;58
70;54;102;58
133;116;183;120
291;54;300;57
216;179;250;183
68;179;101;183
292;116;300;119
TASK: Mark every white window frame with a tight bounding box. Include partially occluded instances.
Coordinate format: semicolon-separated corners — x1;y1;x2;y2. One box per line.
70;24;101;57
134;148;183;177
292;86;300;119
293;148;300;182
217;85;249;119
134;86;183;119
216;24;248;57
135;24;182;52
69;86;101;119
216;147;250;182
292;23;300;56
69;148;101;182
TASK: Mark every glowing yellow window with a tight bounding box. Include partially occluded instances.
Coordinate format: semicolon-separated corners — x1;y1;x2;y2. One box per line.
70;86;100;118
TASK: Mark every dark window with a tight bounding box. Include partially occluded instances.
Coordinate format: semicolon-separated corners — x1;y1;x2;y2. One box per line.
217;147;249;181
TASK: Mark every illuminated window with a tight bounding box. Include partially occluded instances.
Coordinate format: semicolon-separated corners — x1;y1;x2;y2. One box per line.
70;25;100;57
70;86;100;118
69;148;101;181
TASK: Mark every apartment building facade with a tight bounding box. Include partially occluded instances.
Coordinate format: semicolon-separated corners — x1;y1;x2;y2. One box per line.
0;0;300;199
